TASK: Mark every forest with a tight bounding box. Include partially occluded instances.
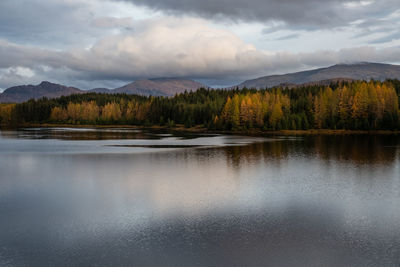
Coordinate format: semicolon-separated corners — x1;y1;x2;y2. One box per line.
1;80;400;131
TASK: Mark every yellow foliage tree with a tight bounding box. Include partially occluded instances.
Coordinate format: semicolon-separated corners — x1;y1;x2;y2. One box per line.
270;100;283;129
50;106;68;122
102;102;122;122
0;104;16;125
67;103;82;122
81;101;100;123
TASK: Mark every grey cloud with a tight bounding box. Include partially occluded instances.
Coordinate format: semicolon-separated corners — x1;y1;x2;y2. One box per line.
1;33;400;89
117;0;400;29
0;68;38;91
262;24;289;35
274;34;301;41
1;2;400;91
0;0;137;49
351;9;400;40
92;17;134;29
369;31;400;44
0;0;97;47
0;66;126;91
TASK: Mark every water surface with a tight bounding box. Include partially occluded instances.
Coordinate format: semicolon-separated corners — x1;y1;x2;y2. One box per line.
0;128;399;266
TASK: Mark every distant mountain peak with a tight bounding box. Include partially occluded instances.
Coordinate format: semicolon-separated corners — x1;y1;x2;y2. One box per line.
333;62;388;67
114;78;206;96
239;62;400;89
0;78;207;103
0;81;82;103
39;81;54;86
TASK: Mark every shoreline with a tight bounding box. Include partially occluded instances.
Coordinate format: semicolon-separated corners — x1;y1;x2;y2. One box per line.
2;123;400;135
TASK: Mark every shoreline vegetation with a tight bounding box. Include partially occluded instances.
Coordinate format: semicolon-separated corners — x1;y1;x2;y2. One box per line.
4;123;400;135
1;80;400;135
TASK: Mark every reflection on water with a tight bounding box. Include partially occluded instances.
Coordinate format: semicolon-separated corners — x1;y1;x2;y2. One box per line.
0;128;399;266
222;135;400;167
0;127;215;141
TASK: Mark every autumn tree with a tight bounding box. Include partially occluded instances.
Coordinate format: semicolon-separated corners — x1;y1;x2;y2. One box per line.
50;106;68;122
338;85;352;128
67;103;82;123
101;102;122;122
81;101;100;123
269;99;283;130
239;96;254;128
0;104;16;125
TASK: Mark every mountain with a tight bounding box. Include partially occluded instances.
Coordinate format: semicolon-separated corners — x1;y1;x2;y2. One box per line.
114;78;206;96
2;63;399;103
0;81;82;103
277;78;357;89
87;88;113;94
0;78;207;103
239;63;400;89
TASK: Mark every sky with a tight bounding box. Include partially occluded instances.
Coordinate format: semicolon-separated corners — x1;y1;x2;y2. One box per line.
0;0;400;90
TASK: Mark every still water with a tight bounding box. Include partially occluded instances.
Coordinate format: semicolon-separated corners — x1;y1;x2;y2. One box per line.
0;128;399;266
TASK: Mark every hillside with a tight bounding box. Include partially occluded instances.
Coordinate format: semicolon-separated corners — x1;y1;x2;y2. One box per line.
2;63;400;103
114;78;206;96
0;81;82;103
239;63;400;89
0;78;207;103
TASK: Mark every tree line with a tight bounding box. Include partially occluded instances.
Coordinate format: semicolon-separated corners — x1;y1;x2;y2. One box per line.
1;80;400;131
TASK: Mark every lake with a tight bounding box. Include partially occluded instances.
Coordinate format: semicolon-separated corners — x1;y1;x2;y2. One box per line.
0;128;399;266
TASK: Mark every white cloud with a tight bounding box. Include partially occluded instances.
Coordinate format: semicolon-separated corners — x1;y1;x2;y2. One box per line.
0;67;39;89
1;16;400;89
66;17;272;79
344;0;374;8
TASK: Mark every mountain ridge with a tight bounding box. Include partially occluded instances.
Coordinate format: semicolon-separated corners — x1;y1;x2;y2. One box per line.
0;81;82;103
0;78;206;103
2;62;400;103
114;78;205;96
239;62;400;89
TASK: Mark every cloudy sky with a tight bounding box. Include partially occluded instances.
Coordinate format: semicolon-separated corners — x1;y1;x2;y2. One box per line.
0;0;400;90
